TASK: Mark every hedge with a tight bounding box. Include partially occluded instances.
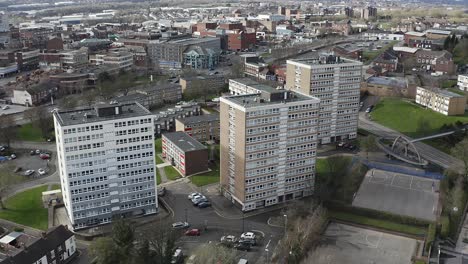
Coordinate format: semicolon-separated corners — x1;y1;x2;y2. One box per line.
325;200;432;227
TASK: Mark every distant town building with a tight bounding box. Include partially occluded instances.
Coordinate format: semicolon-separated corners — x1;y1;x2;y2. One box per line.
415;50;456;75
286;55;363;144
11;84;50;106
415;86;466;116
360;6;377;20
175;114;220;142
162;132;208;176
458;74;468;92
344;7;354;17
154;102;201;136
115;83;182;109
53;103;158;230
179;75;225;94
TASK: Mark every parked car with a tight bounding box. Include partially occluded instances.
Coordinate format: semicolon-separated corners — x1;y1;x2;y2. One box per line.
171;248;183;264
188;192;201;200
35;149;41;155
191;195;206;204
198;201;212;208
239;238;256;246
30;150;36;155
234;242;251;252
0;146;5;152
39;153;50;160
10;154;16;159
2;105;9;110
172;222;190;229
24;170;35;176
193;197;208;206
185;229;201;236
38;168;46;175
240;232;256;241
220;235;237;246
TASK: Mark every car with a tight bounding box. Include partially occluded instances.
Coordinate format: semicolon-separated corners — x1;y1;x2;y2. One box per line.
191;195;206;204
365;107;372;113
240;232;256;241
35;149;41;155
198;201;212;208
30;150;36;155
239;238;256;246
10;154;16;159
2;105;9;110
234;242;251;252
184;229;201;236
24;170;35;176
0;146;5;152
171;248;183;264
39;153;50;160
172;222;190;229
221;235;237;244
337;142;346;148
38;168;46;175
193;197;208;206
188;192;201;200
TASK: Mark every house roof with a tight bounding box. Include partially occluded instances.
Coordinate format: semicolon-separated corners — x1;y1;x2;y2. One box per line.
1;225;74;264
163;131;207;152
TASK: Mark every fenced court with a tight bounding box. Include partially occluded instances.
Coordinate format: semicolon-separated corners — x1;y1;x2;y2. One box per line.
352;169;439;221
312;222;418;264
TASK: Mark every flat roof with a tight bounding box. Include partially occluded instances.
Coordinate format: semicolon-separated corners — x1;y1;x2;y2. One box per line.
287;54;362;68
223;91;318;109
0;232;23;245
163;131;207;152
418;86;465;98
54;102;152;127
176;114;219;125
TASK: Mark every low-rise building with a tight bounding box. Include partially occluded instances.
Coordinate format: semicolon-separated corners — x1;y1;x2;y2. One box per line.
11;83;50;106
102;50;133;71
415;86;466;116
154;102;201;136
175;114;220;142
162;132;208;176
60;48;89;69
115;83;182;109
415;50;456;75
180;75;225;94
374;50;399;72
361;77;413;98
0;225;77;264
458;74;468;92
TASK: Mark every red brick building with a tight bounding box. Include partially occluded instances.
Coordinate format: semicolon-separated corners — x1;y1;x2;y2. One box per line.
416;50;456;75
227;31;256;51
219;23;244;31
196;22;218;31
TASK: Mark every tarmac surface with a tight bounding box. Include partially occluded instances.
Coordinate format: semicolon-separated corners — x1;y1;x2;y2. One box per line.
353;169;439;221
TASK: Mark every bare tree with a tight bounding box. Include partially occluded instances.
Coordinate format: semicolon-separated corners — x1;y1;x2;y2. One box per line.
451;138;468;180
0;115;17;148
190;244;238;264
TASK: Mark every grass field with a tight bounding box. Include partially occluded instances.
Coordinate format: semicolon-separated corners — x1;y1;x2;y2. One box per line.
156;170;161;185
155;138;162;153
164;166;181;181
155;154;164;164
329;210;427;236
17;123;43;142
190;164;220;187
372;98;468;137
0;185;49;230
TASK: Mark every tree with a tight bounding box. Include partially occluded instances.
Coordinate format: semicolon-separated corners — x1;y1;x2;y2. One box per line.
90;237;122;264
33;106;54;140
359;135;378;160
0;115;17;148
91;220;135;264
451;138;468;180
190;244;238;264
453;38;468;65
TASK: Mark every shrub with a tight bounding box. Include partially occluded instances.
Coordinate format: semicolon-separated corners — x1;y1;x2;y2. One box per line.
13;227;24;232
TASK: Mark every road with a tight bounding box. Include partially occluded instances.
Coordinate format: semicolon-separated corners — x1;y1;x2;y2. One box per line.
358;112;464;171
156;181;283;263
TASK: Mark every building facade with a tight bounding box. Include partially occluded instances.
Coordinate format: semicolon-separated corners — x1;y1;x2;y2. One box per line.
53;103;158;230
162;132;208;176
175;114;220;142
415;86;465;116
220;88;320;211
285;55;363;144
458;74;468;92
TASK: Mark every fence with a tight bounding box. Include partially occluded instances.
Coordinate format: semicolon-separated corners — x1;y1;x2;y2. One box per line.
362;160;444;180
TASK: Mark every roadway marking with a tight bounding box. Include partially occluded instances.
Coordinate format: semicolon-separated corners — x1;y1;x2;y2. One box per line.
409;176;414;190
265;239;271;249
252;229;265;237
365;232;382;249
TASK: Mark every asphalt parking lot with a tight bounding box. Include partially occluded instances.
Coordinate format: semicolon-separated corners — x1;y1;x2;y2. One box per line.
0;104;28;115
159;181;282;263
0;149;54;178
353;169;439;221
313;222;419;264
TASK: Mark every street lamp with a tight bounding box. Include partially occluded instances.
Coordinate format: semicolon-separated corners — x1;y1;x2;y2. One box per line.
185;208;188;223
283;214;288;234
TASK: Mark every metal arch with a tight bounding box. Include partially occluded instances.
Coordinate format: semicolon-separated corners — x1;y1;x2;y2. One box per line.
391;136;423;164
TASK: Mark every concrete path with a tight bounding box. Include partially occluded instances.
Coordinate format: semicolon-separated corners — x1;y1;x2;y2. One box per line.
156;162;171;168
158;167;168;183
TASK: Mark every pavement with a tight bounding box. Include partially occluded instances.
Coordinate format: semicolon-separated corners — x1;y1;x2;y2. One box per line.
314;222;419;264
353;169;439;221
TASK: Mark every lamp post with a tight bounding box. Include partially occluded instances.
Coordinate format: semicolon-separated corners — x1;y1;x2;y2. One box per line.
283;214;288;235
185;208;188;223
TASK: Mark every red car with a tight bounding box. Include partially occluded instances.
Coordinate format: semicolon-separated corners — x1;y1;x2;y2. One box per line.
39;153;50;160
185;229;201;236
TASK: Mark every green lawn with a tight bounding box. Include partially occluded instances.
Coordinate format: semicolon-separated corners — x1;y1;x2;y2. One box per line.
190;164;220;187
329;210;427;236
155;154;164;164
50;184;60;190
17;123;43;141
442;79;458;88
0;185;49;230
156;170;161;185
164;166;181;180
372;98;468;137
155;138;162;153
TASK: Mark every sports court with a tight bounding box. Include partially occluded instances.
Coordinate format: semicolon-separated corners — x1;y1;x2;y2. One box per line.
313;222;418;264
353;169;439;221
